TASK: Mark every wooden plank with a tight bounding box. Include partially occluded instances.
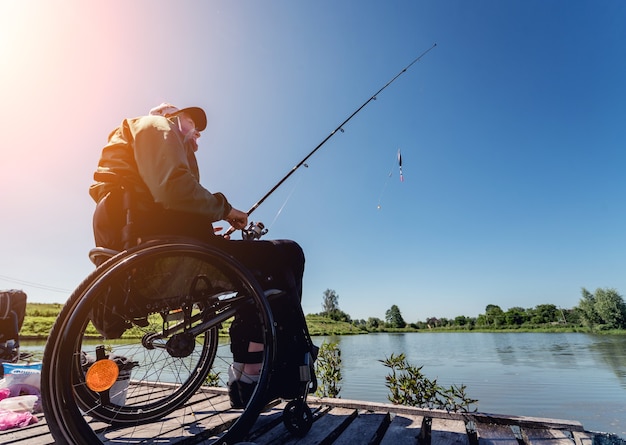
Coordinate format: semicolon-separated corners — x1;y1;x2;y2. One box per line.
252;421;296;444
312;398;585;432
282;407;357;445
523;427;576;445
572;431;594;445
474;422;519;445
313;397;462;421
94;392;237;443
251;406;356;445
431;417;471;445
0;390;601;445
0;418;54;445
245;402;290;440
332;411;389;445
476;412;585;432
247;402;314;444
379;413;423;445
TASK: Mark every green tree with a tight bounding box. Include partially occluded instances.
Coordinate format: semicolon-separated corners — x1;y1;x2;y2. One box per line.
504;307;528;326
576;287;626;329
475;314;488;327
385;305;406;328
425;317;440;328
529;304;559;324
454;315;468;326
322;289;339;315
485;304;505;327
366;317;383;330
320;288;351;322
352;319;366;329
594;288;626;329
563;307;581;324
577;288;601;327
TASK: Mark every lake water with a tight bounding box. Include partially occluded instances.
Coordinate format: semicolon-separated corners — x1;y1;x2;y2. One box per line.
312;332;626;438
20;332;626;438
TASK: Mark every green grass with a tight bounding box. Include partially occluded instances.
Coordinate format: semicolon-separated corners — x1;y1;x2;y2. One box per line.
304;315;366;336
18;303;626;339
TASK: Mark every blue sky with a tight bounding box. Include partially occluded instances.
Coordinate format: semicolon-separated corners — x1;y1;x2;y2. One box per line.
1;1;625;322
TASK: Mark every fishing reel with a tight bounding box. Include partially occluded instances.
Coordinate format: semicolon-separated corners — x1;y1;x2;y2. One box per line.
241;221;268;240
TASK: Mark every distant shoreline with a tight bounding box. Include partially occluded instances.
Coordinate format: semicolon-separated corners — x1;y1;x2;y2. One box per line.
20;303;626;339
18;328;626;342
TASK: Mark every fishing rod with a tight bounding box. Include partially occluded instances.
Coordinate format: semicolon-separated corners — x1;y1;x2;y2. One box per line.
232;43;437;239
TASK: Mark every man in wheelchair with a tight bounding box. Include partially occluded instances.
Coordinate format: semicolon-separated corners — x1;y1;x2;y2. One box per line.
89;103;313;408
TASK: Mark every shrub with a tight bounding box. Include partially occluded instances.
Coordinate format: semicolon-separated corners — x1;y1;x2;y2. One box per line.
381;353;477;412
314;341;342;398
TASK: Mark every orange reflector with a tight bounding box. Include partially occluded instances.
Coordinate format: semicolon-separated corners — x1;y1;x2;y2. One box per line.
85;359;119;392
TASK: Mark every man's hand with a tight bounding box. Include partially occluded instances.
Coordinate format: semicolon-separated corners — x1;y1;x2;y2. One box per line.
226;208;248;230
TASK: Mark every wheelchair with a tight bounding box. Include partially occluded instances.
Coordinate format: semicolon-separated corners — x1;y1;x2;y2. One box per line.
41;175;316;445
0;289;28;368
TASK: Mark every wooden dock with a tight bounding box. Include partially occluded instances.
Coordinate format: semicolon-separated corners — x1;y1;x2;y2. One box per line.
1;392;614;445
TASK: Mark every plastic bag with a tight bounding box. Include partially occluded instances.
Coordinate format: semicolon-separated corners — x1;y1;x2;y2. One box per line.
0;407;38;430
0;363;42;412
0;395;37;412
1;362;41;393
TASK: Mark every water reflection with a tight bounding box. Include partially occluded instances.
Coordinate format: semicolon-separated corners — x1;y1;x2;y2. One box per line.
314;332;626;438
587;335;626;389
19;333;626;437
491;333;583;368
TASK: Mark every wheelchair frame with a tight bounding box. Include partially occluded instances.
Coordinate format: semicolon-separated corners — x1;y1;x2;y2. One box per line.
41;173;315;444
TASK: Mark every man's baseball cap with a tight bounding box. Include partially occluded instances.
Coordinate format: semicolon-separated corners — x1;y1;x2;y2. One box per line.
149;103;207;131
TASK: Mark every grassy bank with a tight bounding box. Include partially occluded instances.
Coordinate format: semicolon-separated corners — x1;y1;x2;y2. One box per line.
20;303;365;339
18;303;626;339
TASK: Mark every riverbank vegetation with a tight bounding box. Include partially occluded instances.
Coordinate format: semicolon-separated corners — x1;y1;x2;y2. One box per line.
381;352;477;412
310;287;626;336
18;286;626;338
313;342;478;413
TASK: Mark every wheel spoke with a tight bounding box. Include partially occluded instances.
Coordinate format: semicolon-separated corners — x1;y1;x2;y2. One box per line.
42;241;275;445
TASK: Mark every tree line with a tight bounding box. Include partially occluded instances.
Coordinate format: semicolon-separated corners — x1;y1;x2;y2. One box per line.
316;287;626;331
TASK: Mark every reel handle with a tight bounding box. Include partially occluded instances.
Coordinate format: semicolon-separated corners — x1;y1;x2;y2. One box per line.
223;221;267;240
242;221;268;240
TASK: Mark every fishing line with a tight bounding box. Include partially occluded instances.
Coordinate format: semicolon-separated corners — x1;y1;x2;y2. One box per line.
267;175;303;230
377;151;399;210
227;43;437;236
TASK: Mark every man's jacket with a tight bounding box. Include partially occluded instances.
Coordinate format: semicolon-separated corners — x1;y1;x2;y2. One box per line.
89;115;231;221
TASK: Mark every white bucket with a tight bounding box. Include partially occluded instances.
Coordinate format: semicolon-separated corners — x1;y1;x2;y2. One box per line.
109;369;131;406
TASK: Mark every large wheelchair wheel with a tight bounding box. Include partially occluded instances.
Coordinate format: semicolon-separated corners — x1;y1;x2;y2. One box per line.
42;240;276;445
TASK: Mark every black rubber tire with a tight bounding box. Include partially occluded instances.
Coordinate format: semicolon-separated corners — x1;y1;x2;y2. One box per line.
41;240;276;445
283;399;313;437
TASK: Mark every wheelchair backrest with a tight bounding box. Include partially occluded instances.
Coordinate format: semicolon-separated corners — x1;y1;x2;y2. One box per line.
0;289;27;342
93;171;139;251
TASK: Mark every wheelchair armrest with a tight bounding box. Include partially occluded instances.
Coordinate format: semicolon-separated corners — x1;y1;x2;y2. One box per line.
94;171;118;183
89;247;121;266
94;171;135;191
